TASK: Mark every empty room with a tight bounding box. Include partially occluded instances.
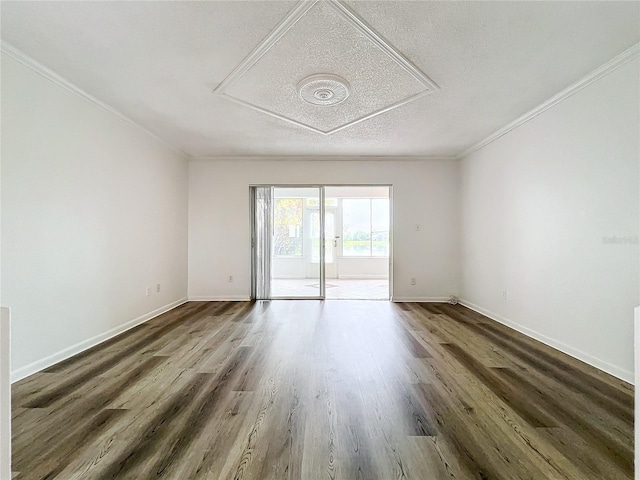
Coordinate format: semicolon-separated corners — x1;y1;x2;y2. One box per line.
1;1;638;479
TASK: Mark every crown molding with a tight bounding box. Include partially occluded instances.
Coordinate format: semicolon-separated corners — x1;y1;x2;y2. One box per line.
457;42;640;160
191;155;458;162
1;41;190;159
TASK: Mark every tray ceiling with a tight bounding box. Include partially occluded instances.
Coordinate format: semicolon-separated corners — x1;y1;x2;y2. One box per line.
1;1;639;157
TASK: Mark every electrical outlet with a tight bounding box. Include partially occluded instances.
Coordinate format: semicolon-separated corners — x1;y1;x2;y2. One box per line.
410;277;416;285
415;224;421;232
156;284;161;293
145;287;150;296
228;275;234;283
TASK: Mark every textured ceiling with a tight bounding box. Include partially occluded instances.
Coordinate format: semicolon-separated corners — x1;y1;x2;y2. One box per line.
217;0;438;134
1;1;639;158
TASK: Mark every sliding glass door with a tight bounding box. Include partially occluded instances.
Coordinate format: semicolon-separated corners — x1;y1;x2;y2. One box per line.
253;186;325;299
251;185;391;300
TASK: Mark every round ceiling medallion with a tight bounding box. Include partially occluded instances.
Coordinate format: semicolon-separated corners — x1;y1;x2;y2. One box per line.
298;74;350;106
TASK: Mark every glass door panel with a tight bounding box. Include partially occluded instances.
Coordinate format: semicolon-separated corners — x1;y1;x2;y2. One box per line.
309;207;336;279
271;187;321;298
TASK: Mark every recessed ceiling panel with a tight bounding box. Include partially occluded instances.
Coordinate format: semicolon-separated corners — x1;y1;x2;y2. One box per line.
215;0;439;134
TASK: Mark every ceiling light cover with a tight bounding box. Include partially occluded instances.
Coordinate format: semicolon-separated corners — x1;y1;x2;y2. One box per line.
298;74;350;106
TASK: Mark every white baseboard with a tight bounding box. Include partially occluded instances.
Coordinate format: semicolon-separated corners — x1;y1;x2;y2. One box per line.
188;296;251;302
11;298;188;383
459;299;634;384
392;296;450;303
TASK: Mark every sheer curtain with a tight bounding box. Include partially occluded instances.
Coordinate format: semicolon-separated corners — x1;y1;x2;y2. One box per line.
251;186;273;300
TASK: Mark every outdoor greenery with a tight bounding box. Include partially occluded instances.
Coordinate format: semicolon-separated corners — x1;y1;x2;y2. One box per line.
273;196;389;258
273;198;303;256
342;199;389;256
343;239;389;255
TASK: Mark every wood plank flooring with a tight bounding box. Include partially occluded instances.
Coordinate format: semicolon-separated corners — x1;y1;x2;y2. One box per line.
11;301;634;479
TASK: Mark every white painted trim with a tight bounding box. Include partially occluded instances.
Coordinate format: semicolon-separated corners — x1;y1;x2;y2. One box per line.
392;296;450;303
457;43;640;160
331;1;437;88
459;299;634;384
188;296;251;302
214;0;438;136
10;298;188;383
0;41;190;159
192;156;458;162
220;90;435;136
0;308;11;480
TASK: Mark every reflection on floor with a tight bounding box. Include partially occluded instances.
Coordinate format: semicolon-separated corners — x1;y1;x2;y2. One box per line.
272;278;389;299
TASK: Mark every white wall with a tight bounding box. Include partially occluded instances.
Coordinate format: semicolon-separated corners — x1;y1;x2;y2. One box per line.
0;53;8;479
188;159;460;301
273;257;306;279
1;53;189;380
336;257;388;279
460;58;640;382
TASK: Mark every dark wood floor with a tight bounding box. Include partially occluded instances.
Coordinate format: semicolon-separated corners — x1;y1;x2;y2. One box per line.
12;301;634;479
